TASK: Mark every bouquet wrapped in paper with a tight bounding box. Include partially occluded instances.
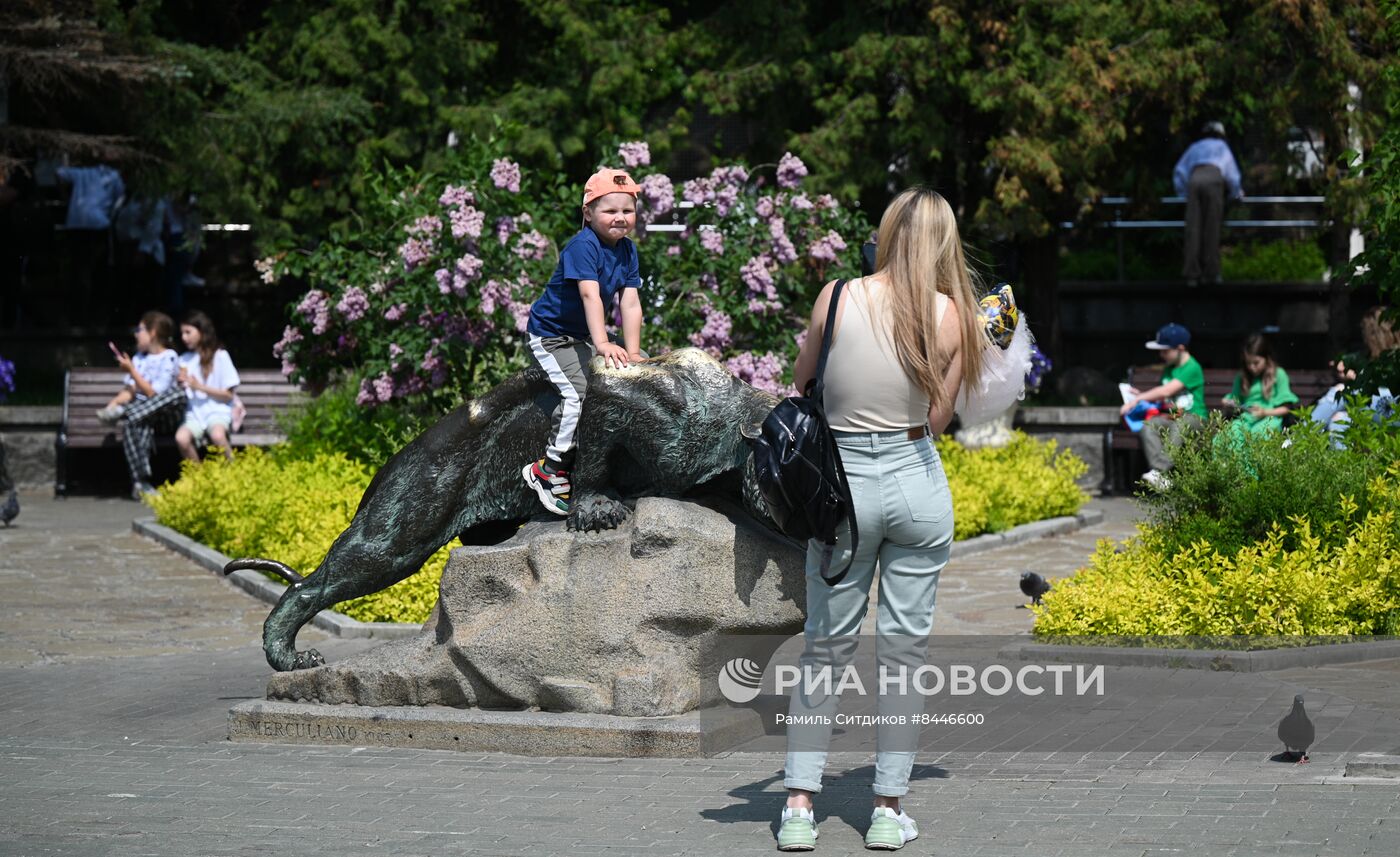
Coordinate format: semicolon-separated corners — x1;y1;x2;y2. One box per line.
955;283;1036;426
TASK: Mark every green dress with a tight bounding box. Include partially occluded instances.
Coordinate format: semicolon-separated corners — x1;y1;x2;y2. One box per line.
1225;367;1298;435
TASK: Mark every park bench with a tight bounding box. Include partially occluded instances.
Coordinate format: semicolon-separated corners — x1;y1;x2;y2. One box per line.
1100;366;1337;495
56;367;302;496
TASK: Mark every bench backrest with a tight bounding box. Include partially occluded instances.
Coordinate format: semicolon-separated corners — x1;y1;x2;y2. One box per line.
1127;365;1337;410
61;366;303;447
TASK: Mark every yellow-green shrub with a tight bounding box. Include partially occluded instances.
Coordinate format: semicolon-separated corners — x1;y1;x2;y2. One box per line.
1032;467;1400;637
939;433;1089;540
147;447;452;624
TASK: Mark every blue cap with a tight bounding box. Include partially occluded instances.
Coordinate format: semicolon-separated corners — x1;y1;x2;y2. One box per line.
1146;323;1191;350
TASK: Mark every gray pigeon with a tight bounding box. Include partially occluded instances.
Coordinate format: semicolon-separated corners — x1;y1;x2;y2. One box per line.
0;490;17;527
1277;694;1314;763
1019;571;1051;606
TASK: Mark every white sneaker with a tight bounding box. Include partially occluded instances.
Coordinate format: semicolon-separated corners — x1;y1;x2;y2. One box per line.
1140;469;1170;491
864;806;918;850
776;806;818;851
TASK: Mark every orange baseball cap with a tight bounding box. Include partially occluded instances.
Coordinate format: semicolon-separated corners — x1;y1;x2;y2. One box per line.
582;168;641;206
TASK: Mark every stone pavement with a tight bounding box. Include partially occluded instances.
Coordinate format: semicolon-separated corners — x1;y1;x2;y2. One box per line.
2;489;1399;856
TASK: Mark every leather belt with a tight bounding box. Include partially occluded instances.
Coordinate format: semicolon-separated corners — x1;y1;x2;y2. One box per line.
906;425;928;441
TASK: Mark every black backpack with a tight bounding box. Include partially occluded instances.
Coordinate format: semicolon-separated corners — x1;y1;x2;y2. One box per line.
748;279;859;586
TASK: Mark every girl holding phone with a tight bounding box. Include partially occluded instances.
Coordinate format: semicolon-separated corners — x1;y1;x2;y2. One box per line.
95;310;186;498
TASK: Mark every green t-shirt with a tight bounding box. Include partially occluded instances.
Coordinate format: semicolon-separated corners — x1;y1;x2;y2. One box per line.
1227;366;1298;432
1161;355;1207;419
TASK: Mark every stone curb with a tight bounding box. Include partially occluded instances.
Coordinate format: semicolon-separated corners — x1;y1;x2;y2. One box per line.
999;638;1400;672
1344;753;1400;778
131;518;420;641
949;507;1104;559
227;698;762;758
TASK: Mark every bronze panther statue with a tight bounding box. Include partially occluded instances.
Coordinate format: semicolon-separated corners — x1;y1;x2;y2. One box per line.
226;348;781;672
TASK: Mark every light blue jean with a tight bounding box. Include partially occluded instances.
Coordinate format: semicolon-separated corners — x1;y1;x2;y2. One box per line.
783;428;955;797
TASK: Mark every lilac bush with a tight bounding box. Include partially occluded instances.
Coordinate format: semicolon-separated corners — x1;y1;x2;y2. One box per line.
268;137;869;406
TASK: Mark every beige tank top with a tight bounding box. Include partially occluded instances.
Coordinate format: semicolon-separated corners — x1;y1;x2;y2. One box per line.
823;278;947;432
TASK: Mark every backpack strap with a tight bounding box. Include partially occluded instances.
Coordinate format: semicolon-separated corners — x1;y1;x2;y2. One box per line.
806;279;847;400
812;278;856;587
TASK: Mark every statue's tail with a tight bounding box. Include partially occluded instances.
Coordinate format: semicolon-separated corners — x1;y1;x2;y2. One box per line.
223;557;305;585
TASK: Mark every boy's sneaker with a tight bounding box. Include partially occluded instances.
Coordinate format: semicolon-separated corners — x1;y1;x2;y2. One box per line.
864;807;918;850
1140;469;1170;491
523;459;571;516
131;481;158;501
96;405;125;424
776;806;818;851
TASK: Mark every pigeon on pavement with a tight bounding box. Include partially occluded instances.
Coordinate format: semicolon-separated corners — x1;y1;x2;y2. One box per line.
1277;694;1314;763
1019;571;1051;606
0;490;17;527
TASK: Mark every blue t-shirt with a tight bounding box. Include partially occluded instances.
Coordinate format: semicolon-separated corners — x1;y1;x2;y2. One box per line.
526;228;641;340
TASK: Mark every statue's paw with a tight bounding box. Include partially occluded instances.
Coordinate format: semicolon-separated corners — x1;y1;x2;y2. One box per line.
292;648;326;670
568;493;630;532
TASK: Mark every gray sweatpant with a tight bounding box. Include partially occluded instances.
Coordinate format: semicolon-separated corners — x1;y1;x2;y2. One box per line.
1141;412;1203;473
527;335;596;466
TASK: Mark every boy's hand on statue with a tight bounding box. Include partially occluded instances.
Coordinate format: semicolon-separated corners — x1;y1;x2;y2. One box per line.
627;352;646;364
596;342;630;368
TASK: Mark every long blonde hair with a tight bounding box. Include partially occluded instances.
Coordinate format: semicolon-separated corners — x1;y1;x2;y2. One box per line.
873;187;985;413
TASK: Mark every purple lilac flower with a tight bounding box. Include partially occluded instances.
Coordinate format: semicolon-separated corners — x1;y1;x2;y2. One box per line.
793;327;808;351
665;244;681;257
776;152;809;189
741;255;777;298
688;304;733;357
747;298;783;314
372;373;395;403
815;194;838;210
456;253;484;282
389;343;404;360
495;215;517;244
618;141;651;168
772;229;798;265
439;185;476;208
639;174;674;216
699;273;719;292
384;303;408;321
490;158;522;193
399;237;433;271
699;228;725;256
681;177;715;206
369;281;386;295
754;196;776;219
808;230;848;264
513;230;551;261
296;290;332;335
714;184;740;217
406;214;442;237
725;351;792;397
711;165;749;188
449;206;485;240
508;300;532;332
789;193;814;211
356;378;377;406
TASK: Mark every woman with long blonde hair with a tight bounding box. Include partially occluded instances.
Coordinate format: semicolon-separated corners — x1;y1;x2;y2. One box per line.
777;187;987;851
